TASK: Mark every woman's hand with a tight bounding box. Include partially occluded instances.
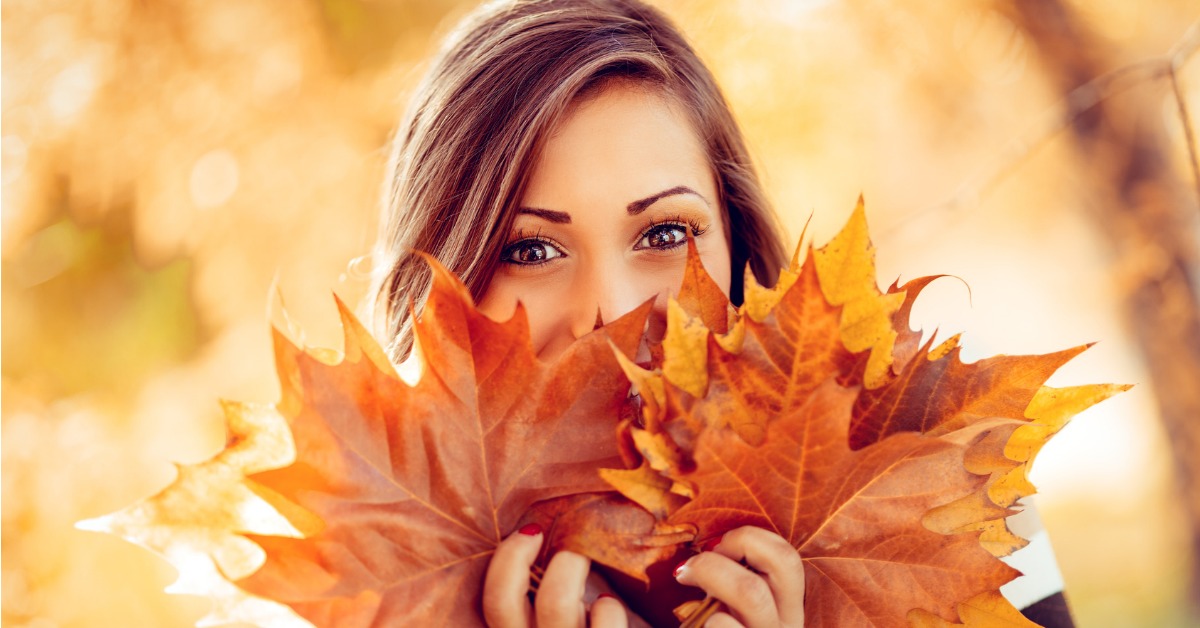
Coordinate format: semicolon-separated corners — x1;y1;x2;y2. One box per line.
673;526;805;627
482;523;630;628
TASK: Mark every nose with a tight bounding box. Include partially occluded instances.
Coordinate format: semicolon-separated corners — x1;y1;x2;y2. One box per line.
565;259;667;349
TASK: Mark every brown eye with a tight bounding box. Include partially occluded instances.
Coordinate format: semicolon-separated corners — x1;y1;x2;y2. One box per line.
501;239;564;265
636;224;688;250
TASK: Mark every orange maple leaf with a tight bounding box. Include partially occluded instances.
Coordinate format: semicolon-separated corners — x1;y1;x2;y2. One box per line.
233;261;651;626
76;400;314;626
518;492;693;589
601;198;1127;627
665;380;1016;626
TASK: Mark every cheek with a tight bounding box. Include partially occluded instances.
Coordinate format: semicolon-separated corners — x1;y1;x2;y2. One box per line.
477;282;517;322
477;276;542;325
477;274;566;346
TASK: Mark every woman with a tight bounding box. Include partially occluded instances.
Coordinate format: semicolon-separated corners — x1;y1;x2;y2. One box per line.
369;1;1068;626
370;1;801;624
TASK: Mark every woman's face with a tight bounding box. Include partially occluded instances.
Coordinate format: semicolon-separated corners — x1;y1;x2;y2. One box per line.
478;83;732;360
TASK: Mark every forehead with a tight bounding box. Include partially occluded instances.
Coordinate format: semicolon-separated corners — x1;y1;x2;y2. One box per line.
521;83;713;208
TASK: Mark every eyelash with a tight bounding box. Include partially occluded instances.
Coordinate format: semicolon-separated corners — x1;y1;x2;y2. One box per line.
635;215;709;252
499;217;710;267
499;228;563;267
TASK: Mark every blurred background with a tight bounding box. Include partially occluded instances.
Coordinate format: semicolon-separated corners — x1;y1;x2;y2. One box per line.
3;0;1199;625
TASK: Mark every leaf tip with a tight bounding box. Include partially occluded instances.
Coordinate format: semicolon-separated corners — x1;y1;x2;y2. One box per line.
601;296;655;358
685;227;700;258
927;333;962;362
790;212;815;272
849;196;869;230
333;292;398;375
415;249;474;305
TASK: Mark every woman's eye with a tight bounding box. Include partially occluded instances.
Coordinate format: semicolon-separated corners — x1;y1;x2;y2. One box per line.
501;239;564;265
636;223;689;250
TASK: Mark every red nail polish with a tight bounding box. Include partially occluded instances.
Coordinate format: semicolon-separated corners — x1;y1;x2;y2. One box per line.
673;559;689;578
518;523;542;536
701;534;724;552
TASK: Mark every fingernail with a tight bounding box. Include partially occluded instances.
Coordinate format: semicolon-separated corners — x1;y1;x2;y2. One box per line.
518;523;542;536
701;534;724;552
597;593;617;600
673;559;689;579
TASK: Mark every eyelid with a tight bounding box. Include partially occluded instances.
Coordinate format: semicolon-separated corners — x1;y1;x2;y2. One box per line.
631;199;713;233
641;214;708;235
641;194;712;213
632;215;708;251
500;229;568;267
504;226;540;246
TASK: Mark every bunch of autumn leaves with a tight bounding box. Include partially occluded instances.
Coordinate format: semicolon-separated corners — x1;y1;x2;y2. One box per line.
86;202;1126;627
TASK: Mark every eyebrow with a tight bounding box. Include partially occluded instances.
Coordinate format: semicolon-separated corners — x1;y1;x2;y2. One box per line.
516;207;571;223
517;185;708;224
626;185;708;215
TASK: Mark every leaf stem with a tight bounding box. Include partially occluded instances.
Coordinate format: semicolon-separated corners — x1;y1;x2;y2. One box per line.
679;596;722;628
528;564;546;593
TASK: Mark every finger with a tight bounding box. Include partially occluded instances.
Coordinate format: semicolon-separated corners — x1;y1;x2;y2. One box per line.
483;523;542;628
704;612;745;628
589;594;629;628
535;550;590;627
674;552;776;628
708;527;804;624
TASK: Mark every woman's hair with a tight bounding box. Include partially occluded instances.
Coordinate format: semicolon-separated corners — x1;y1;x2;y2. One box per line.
371;0;788;361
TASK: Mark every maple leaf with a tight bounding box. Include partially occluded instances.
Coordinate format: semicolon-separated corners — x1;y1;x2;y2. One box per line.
847;338;1090;449
924;383;1130;558
812;197;907;389
76;399;315;626
231;260;651;626
907;591;1040;627
82;254;653;627
665;380;1017;626
518;492;693;585
697;248;856;446
603;198;1127;626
